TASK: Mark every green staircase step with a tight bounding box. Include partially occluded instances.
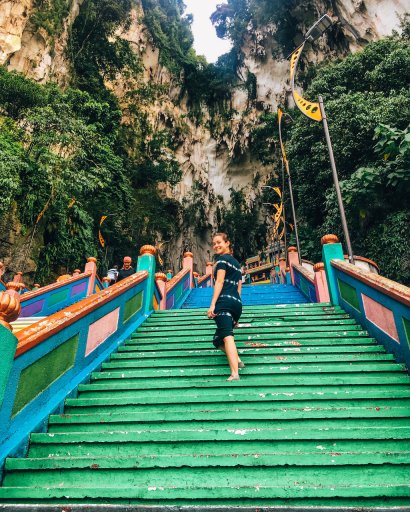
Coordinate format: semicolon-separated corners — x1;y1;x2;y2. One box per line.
133;324;364;338
138;318;356;331
86;363;405;382
7;441;410;469
112;344;386;359
48;405;410;430
102;353;395;369
145;313;351;326
65;397;410;418
2;466;410;501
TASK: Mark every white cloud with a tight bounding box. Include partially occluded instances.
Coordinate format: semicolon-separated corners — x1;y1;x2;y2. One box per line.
184;0;232;63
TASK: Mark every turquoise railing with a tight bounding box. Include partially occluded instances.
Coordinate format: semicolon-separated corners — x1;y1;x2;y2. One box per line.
322;236;410;372
0;271;150;470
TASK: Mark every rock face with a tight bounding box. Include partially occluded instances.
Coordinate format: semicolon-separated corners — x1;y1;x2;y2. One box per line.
0;0;407;272
1;0;83;84
0;0;33;64
239;0;409;111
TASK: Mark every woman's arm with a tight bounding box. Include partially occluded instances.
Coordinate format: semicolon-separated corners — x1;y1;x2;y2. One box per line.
207;268;226;318
237;280;242;297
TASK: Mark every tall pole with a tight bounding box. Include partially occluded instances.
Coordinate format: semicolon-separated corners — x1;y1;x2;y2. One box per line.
280;159;288;260
289;16;355;265
278;108;301;264
287;166;301;262
318;96;354;264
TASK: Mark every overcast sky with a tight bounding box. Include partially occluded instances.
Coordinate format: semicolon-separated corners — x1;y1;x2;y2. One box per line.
184;0;232;63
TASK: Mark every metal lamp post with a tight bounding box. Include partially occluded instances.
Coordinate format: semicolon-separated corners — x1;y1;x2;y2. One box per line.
277;108;301;264
289;14;355;264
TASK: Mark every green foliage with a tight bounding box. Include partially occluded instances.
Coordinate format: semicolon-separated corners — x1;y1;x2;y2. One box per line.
181;182;211;236
217;188;267;262
30;0;71;36
283;32;410;284
0;118;26;216
211;0;302;59
0;67;47;117
141;0;194;75
364;211;410;284
141;0;236;115
68;0;141;101
249;113;278;165
0;66;182;282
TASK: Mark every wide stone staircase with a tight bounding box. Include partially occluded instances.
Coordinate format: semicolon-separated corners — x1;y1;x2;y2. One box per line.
1;302;410;506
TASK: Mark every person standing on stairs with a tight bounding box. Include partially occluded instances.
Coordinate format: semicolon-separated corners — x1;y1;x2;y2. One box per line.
116;256;135;282
207;232;244;381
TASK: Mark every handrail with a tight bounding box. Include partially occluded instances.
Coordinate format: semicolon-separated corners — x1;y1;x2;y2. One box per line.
19;272;91;302
198;274;211;285
166;267;190;293
293;263;315;284
331;260;410;307
154;280;163;300
15;271;149;357
343;255;380;272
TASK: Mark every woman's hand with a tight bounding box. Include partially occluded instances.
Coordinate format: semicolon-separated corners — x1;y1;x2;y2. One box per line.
207;304;216;319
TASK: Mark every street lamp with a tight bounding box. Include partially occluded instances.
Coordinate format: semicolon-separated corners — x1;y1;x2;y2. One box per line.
277;109;301;264
289;14;354;264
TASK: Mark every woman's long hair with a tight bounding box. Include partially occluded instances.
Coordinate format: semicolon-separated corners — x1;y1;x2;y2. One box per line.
213;232;233;254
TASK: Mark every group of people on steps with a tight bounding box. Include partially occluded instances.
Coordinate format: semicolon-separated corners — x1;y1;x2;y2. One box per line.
106;232;244;381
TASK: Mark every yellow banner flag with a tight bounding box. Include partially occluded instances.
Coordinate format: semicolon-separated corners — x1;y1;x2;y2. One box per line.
98;230;105;248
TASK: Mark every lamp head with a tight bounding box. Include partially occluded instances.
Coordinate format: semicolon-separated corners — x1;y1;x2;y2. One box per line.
305;14;333;42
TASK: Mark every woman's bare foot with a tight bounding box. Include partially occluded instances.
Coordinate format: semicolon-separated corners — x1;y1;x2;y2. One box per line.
238;361;245;368
227;374;240;381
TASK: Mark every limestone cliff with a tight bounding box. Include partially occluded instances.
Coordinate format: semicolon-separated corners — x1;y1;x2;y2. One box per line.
1;0;83;84
238;0;409;111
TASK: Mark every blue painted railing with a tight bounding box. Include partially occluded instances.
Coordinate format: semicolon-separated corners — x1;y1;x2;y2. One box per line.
293;265;317;303
197;273;212;288
165;268;192;309
330;259;410;371
0;271;150;470
19;273;92;318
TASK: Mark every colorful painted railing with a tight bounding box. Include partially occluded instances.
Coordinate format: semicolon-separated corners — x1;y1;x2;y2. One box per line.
292;264;317;303
165;268;192;310
153;252;195;310
197;273;212;288
93;275;104;294
0;270;150;470
152;280;163;311
320;234;410;372
2;258;98;319
19;272;92;318
331;260;410;371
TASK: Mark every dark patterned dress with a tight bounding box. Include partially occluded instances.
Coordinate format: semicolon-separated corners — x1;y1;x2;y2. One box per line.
212;254;243;348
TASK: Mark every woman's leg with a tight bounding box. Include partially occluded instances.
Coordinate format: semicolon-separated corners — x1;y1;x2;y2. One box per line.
224;335;240;380
219;345;244;366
